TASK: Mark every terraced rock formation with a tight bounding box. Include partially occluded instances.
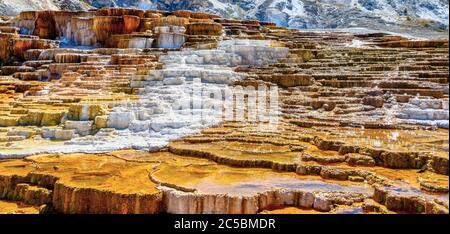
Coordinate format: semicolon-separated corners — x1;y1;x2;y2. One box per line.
0;8;448;214
1;1;448;39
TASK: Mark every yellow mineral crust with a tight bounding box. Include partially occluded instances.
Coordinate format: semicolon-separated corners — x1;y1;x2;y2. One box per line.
1;8;449;215
0;200;39;214
0;140;448;214
0;150;372;214
0;153;162;214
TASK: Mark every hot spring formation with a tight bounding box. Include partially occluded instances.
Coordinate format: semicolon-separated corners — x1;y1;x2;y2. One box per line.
0;8;448;214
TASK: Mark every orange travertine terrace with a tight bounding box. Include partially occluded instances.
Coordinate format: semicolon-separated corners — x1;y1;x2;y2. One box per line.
0;8;448;214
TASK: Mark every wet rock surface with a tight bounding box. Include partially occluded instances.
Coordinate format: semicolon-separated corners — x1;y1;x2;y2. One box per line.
0;8;449;214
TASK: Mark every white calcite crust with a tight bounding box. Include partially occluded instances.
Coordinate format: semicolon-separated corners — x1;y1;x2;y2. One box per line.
0;39;289;158
397;97;449;128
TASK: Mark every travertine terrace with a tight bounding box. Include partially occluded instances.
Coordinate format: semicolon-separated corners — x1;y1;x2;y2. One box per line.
0;8;448;214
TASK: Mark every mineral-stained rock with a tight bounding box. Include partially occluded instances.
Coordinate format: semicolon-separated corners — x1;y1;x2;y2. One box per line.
377;40;448;48
0;153;163;214
348;176;365;182
123;15;141;33
302;153;346;164
0;117;19;127
93;16;125;44
64;121;93;136
0;65;34;75
186;22;223;36
0;200;39;214
373;185;448;214
52;182;161;214
0;33;19;62
96;8;145;18
106;33;153;48
12;38;57;59
0;151;372;214
376;152;430;169
69;17;97;46
1;33;58;64
296;164;322;175
320;167;349;180
33;11;57;39
41;112;64;126
54;129;75;140
419;178;449;193
362;96;384;108
92;15;141;45
94;116;108;129
271;74;314;87
67;104;108;121
345;153;376;166
173;10;192;18
12;183;52;206
153;26;186;49
0;8;448;215
144;16;189;31
362;199;390;213
430;155;449;175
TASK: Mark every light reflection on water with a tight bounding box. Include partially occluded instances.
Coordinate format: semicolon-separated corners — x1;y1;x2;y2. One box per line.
194;177;372;196
334;207;364;214
193;175;448;205
384;185;449;204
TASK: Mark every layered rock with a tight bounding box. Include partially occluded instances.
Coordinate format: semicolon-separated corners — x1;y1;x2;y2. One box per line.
0;8;448;215
0;153;163;214
153;26;185;49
